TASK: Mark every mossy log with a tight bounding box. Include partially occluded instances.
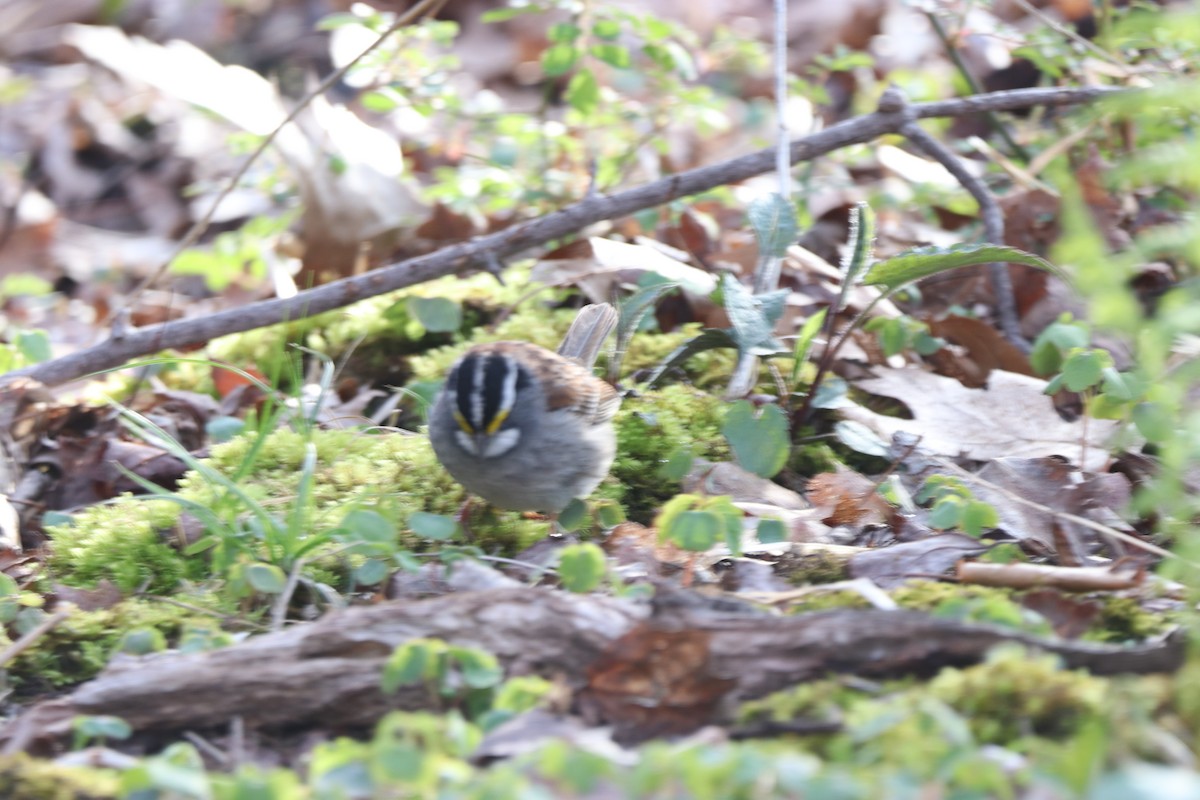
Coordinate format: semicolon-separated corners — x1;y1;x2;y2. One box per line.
0;586;1184;751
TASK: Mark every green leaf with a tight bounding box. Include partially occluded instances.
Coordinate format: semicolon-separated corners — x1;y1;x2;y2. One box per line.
665;510;722;551
245;563;287;594
833;420;889;457
961;500;999;537
710;496;745;556
756;518;786;544
343;510;396;543
721;273;787;357
869;317;907;357
590;43;630;68
1132;402;1172;443
662;41;696;79
642;42;675;71
595;500;626;528
1;273;53;297
840;202;876;292
747;193;798;259
656;446;695;480
1030;316;1090;376
117;627;167;655
928;496;964;530
542;43;580;77
408;511;458;541
382;640;444;693
556;498;588;532
790;308;827;384
593;18;621;39
913;331;945;356
481;7;542;23
205;415;245;443
618;280;677;342
1029;336;1064;376
557;542;607;593
566;68;600;115
14;329;51;363
73;715;132;743
406;296;462;334
1100;368;1144;403
811;375;850;409
547;22;582;43
355;559;389;586
642;328;736;388
862;244;1063;291
143;760;211;798
1061;350;1106;392
722;400;789;478
449;646;503;689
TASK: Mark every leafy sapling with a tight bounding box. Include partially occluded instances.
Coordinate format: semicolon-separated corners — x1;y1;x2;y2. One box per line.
917;475;999;538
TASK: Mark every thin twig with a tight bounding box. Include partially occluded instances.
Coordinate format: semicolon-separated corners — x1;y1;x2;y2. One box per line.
930;457;1182;565
0;608;70;668
727;0;793;398
3;86;1123;388
271;558;308;631
1008;0;1128;70
924;9;1029;161
899;112;1028;351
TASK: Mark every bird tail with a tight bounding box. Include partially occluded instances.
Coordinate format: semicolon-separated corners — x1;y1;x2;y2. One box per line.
556;303;618;368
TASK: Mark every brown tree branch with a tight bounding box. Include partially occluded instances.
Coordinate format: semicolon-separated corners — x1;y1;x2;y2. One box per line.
4;85;1122;388
887;85;1029;351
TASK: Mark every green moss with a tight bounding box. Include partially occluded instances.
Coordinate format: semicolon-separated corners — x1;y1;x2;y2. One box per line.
0;753;116;799
191;428;453;519
46;500;199;593
8;598;222;690
210;270;533;386
607;384;729;522
775;548;851;586
1087;594;1172;643
738;677;860;726
193;426;543;560
787;435;840;477
781;589;870;614
928;645;1106;743
621;324;740;391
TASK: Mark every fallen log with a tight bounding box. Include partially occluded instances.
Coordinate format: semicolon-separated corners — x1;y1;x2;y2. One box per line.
0;586;1183;751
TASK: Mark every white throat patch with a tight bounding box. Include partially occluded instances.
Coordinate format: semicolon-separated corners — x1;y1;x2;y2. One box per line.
455;428;521;459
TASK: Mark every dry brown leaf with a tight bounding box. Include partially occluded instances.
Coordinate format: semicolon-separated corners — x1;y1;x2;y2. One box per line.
964;457;1135;556
531;236;717;305
602;522;684;573
848;533;988;589
683;460;808;511
1021;589;1102;639
806;466;893;527
53;580;124;612
842;368;1117;470
926;314;1034;385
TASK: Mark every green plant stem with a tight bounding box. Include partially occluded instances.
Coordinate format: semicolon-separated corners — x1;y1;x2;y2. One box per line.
793;288;892;426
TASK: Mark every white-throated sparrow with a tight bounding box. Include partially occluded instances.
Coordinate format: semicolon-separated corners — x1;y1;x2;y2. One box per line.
428;303;620;513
